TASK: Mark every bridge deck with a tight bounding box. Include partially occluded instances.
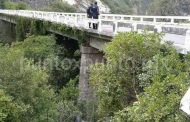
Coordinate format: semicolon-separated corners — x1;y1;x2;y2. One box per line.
0;10;190;53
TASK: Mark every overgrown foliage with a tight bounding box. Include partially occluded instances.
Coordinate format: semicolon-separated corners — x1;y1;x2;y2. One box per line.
4;1;30;10
15;16;86;44
127;53;190;121
0;43;56;121
51;23;87;44
0;33;80;121
89;32;190;121
0;3;85;120
16;17;48;41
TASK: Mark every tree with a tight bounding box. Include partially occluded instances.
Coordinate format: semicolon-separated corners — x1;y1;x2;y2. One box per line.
0;89;25;122
56;79;80;122
0;39;57;121
89;32;168;120
13;35;58;61
89;31;190;121
127;53;190;121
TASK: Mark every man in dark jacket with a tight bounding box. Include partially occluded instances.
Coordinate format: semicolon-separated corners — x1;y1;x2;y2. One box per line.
92;2;99;29
87;4;93;28
92;2;99;19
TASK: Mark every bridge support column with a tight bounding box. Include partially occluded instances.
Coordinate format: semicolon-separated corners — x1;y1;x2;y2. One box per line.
79;45;104;101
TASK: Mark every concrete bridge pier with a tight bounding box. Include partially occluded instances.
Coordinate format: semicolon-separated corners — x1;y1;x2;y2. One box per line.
0;20;16;43
79;45;104;101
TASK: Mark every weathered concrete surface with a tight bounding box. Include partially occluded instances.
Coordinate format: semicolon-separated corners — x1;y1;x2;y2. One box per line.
90;38;107;51
89;33;111;51
0;14;16;24
79;46;104;101
0;20;16;43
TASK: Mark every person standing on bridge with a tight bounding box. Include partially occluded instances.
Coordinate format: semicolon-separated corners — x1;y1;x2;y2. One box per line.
92;1;99;29
87;3;93;28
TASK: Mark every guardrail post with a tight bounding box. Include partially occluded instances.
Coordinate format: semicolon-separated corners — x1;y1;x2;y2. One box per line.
130;17;133;21
114;21;118;34
185;30;190;52
98;19;102;32
153;18;157;23
132;23;137;31
56;14;59;23
171;18;175;24
74;14;78;24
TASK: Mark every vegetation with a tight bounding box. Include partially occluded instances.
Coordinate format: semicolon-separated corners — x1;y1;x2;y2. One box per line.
1;1;190;121
41;1;76;12
1;0;189;15
101;0;190;15
0;39;56;121
0;13;81;121
15;16;86;44
4;1;30;10
89;32;190;121
0;33;80;121
0;19;190;121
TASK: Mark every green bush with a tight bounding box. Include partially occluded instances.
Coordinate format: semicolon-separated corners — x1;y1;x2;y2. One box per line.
4;1;30;10
127;53;190;122
90;32;190;121
0;43;57;121
13;35;58;61
90;32;165;119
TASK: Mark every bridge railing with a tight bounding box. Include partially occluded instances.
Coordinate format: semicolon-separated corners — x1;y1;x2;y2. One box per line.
1;10;190;29
99;14;190;33
101;14;190;24
0;10;190;53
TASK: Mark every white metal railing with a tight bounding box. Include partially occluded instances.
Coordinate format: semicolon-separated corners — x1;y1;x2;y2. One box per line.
0;9;190;53
0;10;190;31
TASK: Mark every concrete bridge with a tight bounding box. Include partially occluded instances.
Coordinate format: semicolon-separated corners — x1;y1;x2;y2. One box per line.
0;9;190;100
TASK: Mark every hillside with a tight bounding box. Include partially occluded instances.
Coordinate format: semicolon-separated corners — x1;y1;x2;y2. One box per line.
1;0;190;15
63;0;110;13
60;0;190;15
